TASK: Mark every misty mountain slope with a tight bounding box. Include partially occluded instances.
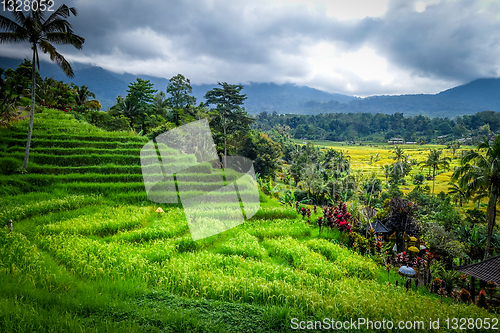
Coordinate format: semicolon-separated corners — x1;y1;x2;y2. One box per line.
1;56;499;116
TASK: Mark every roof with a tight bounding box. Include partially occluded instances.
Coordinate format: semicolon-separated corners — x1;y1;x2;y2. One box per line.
368;220;390;233
455;254;500;286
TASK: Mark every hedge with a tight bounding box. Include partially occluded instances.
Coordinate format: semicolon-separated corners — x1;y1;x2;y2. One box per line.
7;146;142;156
3;138;146;149
3;132;148;143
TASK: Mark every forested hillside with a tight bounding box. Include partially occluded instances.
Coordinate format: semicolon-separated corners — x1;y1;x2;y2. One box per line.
254;110;500;143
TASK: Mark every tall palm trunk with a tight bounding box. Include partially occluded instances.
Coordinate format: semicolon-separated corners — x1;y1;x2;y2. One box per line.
22;46;36;169
432;167;436;196
223;116;227;168
484;190;497;259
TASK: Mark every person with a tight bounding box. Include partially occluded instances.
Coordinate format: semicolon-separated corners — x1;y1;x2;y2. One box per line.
7;219;12;232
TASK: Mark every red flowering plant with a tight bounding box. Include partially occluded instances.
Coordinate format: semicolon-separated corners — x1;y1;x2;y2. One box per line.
422;249;438;276
333;202;352;233
476;290;488;309
393;251;411;267
459;288;471;303
318;202;353;236
300;207;307;219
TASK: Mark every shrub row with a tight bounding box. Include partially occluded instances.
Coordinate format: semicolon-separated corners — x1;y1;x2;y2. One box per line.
3;138;146;150
3;152;141;167
0;174;144;185
7;146;142;157
3;152;203;168
41;206;151;236
305;238;378;279
0;157;22;175
27;164;143;175
111;208;189;242
0;194;101;223
244;219;311;239
219;231;267;259
0;173;247;187
4;132;148;143
263;237;345;280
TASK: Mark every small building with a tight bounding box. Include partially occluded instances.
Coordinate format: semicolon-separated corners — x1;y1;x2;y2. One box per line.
406;142;417;145
367;220;390;242
455;254;500;302
388;138;404;144
455;254;500;287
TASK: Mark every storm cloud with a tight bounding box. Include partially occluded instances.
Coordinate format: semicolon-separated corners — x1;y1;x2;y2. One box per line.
1;0;500;96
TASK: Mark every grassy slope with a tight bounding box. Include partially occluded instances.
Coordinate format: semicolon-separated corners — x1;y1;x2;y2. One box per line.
0;110;497;332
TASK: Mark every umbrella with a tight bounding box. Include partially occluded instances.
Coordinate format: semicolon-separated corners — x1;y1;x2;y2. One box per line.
398;266;416;276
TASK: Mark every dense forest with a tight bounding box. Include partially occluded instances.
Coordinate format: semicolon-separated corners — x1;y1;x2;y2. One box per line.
253;111;500;143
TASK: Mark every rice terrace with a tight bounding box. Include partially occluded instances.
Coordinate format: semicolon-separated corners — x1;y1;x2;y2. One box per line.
1;1;500;332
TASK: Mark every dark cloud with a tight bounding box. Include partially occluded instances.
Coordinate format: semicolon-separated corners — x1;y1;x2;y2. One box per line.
367;0;500;82
1;0;500;96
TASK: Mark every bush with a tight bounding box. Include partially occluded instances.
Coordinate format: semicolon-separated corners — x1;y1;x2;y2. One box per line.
147;122;176;140
434;197;462;231
413;174;425;185
0;157;21;175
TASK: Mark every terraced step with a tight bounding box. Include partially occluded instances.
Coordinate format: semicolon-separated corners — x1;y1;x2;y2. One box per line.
3;152;142;167
4;132;149;143
7;146;142;156
3;138;146;150
27;164;143;175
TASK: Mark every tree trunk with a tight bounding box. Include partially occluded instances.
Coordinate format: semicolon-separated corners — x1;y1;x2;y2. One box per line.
484;191;497;260
223;116;227;168
432;167;436;197
22;47;36;169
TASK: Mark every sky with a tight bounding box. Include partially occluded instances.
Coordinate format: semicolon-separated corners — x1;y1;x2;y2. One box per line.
2;0;500;97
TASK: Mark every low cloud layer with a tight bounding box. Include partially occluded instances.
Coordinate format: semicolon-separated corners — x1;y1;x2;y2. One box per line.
2;0;500;96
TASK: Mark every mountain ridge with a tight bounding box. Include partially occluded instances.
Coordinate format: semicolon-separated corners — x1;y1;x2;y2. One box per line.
1;56;499;117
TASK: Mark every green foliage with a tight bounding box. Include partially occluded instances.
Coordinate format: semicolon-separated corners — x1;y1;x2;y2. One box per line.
0;157;21;175
434;197;462;231
205;82;253;160
419;149;450;196
253;110;500;143
77;110;131;132
146;121;176;139
125;78;157;109
0;194;101;224
41;206;151;236
413;174;425;185
423;223;467;267
453;136;500;259
219;231;267;259
166;74;196;109
464;208;486;225
306;238;378;279
239;131;282;179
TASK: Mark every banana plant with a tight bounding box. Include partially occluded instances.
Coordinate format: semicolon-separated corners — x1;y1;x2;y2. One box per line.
279;189;295;206
262;177;280;198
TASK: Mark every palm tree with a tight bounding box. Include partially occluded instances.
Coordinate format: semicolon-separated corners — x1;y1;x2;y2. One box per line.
73;84;101;110
0;1;84;169
381;164;391;182
419;149;450;196
447;181;468;212
453;136;500;259
392;146;405;162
